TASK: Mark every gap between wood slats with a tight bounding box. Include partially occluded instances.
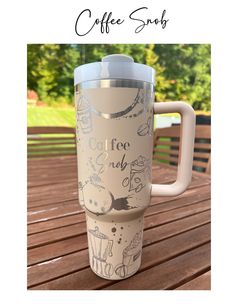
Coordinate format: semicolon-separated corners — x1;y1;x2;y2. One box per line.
27;194;210;235
28;156;77;164
27;185;210;230
154;148;209;160
101;243;211;290
175;270;211;290
27;173;210;210
27;184;210;230
28;180;78;196
27;209;210;267
27;173;209;203
27;199;210;250
27;180;209;213
153;154;208;169
156;140;210;149
28;239;210;289
166;267;211;290
28;179;77;191
28;159;77;169
28;173;77;182
29;238;210;289
27;183;210;230
28;176;78;188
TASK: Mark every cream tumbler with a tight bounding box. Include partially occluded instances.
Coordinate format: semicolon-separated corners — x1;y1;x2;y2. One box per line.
74;54;195;280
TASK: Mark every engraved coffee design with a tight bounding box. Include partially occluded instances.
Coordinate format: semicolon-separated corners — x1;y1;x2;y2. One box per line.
122;155;151;193
75;54;195;280
76;86;153;280
84;183;113;215
88;226;114;278
115;231;142;278
77;94;92;134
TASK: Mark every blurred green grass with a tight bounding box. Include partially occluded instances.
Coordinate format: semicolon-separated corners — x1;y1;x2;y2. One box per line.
28;106;209;127
27;107;75;127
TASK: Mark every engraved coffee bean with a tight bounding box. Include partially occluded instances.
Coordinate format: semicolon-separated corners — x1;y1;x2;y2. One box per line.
137;123;149;136
115;264;128;278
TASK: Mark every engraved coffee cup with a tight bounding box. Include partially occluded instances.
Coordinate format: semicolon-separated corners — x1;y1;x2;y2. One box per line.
74;54;195;280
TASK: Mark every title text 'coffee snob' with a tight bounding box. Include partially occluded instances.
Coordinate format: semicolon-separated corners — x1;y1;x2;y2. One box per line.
75;7;169;36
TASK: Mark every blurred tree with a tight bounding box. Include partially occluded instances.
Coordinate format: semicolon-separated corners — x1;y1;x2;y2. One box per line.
154;44;211;110
27;44;80;104
145;44;171;102
27;44;211;110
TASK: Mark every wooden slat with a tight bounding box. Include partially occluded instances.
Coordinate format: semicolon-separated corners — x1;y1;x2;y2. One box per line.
28;171;77;187
193;160;208;169
154;157;209;170
193;151;210;159
28;174;77;187
27;185;210;233
147;185;210;216
206;155;211;174
28;181;78;204
176;270;211;290
156;140;180;147
28;147;76;153
155;125;181;138
28;223;210;288
144;200;210;230
193;142;210;150
27;199;210;250
28;234;88;266
27;201;81;225
155;141;211;150
154;148;209;160
27;155;211;290
27;127;76;158
154;148;179;156
28;164;77;176
155;125;211;139
153;125;211;174
27;222;87;249
28;126;75;134
28;169;77;180
104;243;210;290
28;153;76;159
28;155;77;166
27;209;210;266
28;213;82;235
195;125;211;138
153;154;178;163
30;239;210;290
28;182;78;207
27;178;210;229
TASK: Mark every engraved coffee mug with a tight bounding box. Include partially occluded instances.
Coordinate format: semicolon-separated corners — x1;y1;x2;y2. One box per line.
74;54;195;280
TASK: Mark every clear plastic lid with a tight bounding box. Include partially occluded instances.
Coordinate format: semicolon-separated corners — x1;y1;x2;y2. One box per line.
74;54;155;85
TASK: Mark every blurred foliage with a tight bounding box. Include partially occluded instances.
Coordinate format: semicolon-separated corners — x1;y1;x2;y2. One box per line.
27;44;211;110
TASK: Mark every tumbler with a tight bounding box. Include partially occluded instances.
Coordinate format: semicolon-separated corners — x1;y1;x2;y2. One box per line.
74;54;195;280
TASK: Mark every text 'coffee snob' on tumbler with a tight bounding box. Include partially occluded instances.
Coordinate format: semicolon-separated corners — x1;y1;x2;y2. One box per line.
74;54;195;280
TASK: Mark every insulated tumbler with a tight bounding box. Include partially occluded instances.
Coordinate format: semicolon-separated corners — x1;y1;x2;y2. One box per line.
74;54;195;280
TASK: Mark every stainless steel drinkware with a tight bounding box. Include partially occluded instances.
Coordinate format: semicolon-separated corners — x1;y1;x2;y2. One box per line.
74;54;195;280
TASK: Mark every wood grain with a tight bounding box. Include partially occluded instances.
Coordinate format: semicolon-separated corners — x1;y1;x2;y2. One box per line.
153;125;211;173
27;156;211;290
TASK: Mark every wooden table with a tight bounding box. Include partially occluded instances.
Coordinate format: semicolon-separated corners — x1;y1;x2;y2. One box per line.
27;156;211;290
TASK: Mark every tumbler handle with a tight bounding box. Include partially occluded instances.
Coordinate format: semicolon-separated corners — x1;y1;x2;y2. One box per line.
151;102;196;196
